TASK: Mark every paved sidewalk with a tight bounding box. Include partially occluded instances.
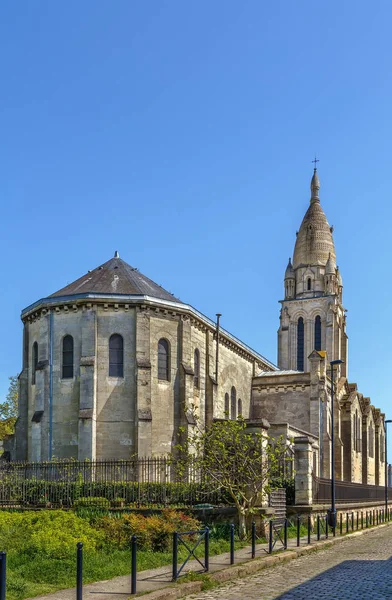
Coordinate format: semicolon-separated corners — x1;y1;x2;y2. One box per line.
29;524;390;600
29;529;306;600
187;525;392;599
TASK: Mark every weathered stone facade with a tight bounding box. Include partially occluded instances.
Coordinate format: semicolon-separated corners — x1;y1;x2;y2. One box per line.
252;168;386;486
13;257;274;461
10;168;386;493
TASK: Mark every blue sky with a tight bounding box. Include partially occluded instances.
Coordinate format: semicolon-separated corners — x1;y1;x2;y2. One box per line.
1;2;392;446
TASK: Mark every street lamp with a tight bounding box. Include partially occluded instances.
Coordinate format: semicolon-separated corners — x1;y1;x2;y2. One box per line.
385;420;392;518
329;359;344;530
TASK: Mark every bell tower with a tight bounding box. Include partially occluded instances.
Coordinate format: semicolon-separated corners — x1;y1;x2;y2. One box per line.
278;168;347;376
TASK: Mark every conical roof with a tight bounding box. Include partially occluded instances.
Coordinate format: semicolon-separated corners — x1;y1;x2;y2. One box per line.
284;258;294;279
50;253;181;302
293;170;336;269
325;252;336;274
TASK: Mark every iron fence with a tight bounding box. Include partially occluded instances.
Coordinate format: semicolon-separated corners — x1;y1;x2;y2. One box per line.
312;474;392;504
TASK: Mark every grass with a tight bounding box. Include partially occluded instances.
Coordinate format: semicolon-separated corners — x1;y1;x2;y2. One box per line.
5;536;247;600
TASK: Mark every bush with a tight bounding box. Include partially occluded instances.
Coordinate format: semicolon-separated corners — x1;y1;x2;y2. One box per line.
96;509;201;552
73;497;110;509
0;511;105;559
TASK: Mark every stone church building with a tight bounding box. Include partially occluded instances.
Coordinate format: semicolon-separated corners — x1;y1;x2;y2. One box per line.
11;169;386;486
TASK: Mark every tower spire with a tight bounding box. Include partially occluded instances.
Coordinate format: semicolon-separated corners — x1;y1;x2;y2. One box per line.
310;158;320;202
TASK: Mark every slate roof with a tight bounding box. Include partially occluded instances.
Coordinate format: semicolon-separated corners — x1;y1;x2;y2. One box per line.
49;254;181;303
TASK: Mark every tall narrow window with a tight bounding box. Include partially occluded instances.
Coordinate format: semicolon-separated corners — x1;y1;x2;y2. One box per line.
297;318;304;371
224;393;229;417
231;386;236;420
314;315;321;351
109;334;124;377
369;423;374;458
158;338;170;381
32;342;38;385
307;278;312;291
238;398;242;417
194;349;200;389
62;335;74;379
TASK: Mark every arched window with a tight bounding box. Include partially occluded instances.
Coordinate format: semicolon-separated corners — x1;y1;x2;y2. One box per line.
158;338;170;381
62;335;74;379
297;318;304;371
194;349;200;389
369;423;374;458
224;393;229;418
238;398;242;417
314;315;321;351
231;386;236;420
307;278;312;291
109;334;124;377
32;342;38;385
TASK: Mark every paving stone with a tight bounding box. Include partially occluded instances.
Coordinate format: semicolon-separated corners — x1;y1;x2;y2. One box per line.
187;526;392;599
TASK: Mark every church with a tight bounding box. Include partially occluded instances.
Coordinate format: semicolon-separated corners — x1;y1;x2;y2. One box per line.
10;168;386;486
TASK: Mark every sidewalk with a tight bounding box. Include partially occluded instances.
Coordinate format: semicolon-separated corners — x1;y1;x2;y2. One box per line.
29;524;390;600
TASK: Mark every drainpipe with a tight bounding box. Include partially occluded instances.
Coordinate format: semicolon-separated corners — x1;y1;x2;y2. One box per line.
215;314;222;383
49;310;54;460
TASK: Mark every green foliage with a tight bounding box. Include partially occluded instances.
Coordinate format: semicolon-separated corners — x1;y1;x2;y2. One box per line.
0;375;18;439
96;509;201;552
73;497;110;509
174;417;291;537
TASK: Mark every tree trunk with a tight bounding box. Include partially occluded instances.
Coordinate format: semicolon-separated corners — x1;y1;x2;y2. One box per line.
238;510;247;540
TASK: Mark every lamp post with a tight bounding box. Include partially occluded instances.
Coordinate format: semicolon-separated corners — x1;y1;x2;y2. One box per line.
384;420;392;518
330;359;344;529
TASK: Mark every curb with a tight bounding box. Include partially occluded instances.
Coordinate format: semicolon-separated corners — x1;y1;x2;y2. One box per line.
135;522;392;599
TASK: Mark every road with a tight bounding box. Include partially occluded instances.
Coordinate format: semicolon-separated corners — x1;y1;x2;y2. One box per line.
187;525;392;599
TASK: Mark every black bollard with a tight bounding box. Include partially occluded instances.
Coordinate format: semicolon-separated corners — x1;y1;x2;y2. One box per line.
172;532;178;581
325;515;328;539
317;515;320;540
296;516;301;547
366;511;368;528
351;512;354;531
284;519;288;550
131;536;137;595
346;513;349;534
251;521;256;558
269;520;273;554
76;543;83;600
230;524;235;565
361;511;363;529
357;512;359;530
0;552;6;600
205;527;209;572
340;512;343;535
307;515;311;545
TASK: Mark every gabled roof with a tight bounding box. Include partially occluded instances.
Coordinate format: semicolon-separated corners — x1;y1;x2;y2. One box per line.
49;254;181;303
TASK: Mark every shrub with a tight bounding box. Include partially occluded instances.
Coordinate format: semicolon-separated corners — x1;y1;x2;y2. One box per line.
0;511;105;559
73;497;110;509
96;510;201;552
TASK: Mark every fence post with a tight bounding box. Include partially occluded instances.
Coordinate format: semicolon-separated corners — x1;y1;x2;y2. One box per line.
356;511;359;530
0;552;6;600
131;536;137;595
230;524;235;565
251;521;256;558
296;516;300;547
76;543;83;600
284;519;288;550
346;513;349;534
325;515;328;539
204;527;209;572
269;520;273;554
340;512;343;535
351;512;354;531
307;515;311;545
361;511;363;529
172;532;178;581
317;515;320;540
366;511;368;528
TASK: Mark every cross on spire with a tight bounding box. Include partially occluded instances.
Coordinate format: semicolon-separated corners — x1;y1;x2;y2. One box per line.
312;155;319;169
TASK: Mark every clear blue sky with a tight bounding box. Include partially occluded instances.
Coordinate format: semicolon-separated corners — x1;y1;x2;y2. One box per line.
1;2;392;447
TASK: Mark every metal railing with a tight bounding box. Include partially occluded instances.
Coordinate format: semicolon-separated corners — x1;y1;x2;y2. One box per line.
312;474;392;504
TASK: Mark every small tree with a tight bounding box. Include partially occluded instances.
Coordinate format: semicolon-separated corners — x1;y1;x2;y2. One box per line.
174;417;290;539
0;375;19;439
